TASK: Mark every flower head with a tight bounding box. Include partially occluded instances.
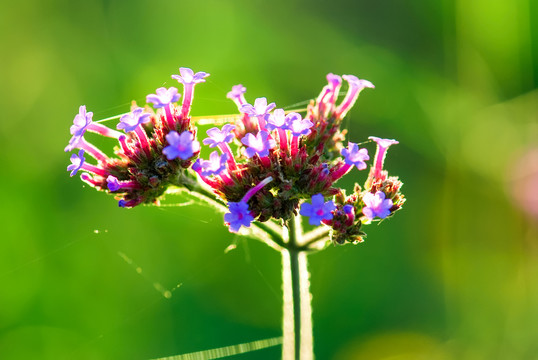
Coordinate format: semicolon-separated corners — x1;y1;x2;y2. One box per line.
197;151;229;177
240;97;276;118
146;87;181;108
203;124;236;148
163;130;200;160
341;142;369;170
241;130;276;158
287;113;313;137
171;67;209;85
224;201;254;233
67;149;86;177
117;108;151;133
362;191;393;220
300;193;337;226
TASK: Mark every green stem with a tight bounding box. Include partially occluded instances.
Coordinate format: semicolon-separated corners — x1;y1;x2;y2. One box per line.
282;215;313;360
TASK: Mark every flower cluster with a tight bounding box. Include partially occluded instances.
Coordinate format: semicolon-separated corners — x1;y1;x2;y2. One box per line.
65;68;207;207
66;68;404;245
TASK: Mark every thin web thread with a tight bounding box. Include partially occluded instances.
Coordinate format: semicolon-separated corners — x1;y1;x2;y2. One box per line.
150;337;283;360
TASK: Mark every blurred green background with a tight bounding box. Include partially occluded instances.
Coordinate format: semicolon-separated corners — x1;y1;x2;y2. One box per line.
1;0;537;359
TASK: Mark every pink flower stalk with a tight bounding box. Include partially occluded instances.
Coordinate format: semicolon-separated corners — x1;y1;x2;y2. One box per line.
334;75;375;119
117;108;153;158
369;136;399;179
172;67;209;118
146;87;181;130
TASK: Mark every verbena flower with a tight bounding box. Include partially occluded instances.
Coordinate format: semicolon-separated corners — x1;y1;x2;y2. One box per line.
203;124;236;148
300;194;337;226
241;130;276;158
197;151;228;177
146;87;181;108
163;130;200;160
362;191;393;220
117;108;151;133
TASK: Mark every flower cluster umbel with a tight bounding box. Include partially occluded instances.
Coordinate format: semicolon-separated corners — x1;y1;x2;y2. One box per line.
66;68;404;244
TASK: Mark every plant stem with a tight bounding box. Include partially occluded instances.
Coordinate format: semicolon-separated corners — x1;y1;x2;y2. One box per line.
282;215;314;359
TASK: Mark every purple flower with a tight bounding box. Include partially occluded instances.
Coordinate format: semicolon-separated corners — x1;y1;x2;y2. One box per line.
341;142;370;170
146;87;181;108
287;113;313;137
241;130;276;158
202;124;236;148
369;136;399;149
224;201;254;233
343;204;354;214
362;191;393;220
227;84;246;101
327;73;343;89
300;193;336;226
117;108;151;133
107;175;121;191
65;105;93;152
343;75;374;90
163;130;200;160
171;67;209;85
266;109;288;131
240;97;276;118
67;149;85;177
70;105;93;137
198;151;229;177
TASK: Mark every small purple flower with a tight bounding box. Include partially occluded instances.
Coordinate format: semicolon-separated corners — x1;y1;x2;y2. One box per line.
146;87;181;108
343;74;374;90
70;105;93;137
300;193;337;226
341;142;370;170
67;149;86;177
224;201;254;233
227;84;246;101
240;97;276;118
171;67;210;85
203;124;236;148
163;130;200;160
65;105;93;152
266;109;288;131
107;175;121;191
117;108;151;133
287;113;313;137
369;136;399;149
362;191;393;220
199;151;229;177
327;73;343;89
343;204;354;214
241;130;276;158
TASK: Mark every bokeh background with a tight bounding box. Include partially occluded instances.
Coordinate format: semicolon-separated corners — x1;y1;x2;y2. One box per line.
1;0;538;359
